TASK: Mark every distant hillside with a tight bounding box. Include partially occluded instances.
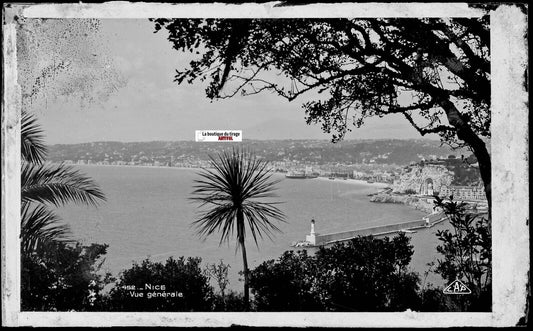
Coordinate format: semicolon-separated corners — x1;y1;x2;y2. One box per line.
47;139;474;167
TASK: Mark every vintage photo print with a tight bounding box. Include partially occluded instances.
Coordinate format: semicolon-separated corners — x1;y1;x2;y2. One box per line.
2;2;529;327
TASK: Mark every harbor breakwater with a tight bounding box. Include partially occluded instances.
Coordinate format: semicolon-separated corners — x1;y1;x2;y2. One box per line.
302;213;446;247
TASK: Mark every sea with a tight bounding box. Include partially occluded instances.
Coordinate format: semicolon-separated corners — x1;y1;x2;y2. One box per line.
56;165;448;291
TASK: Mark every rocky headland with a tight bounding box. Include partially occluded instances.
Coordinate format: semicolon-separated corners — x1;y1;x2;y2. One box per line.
369;193;436;213
392;163;454;194
369;163;454;213
369;158;484;214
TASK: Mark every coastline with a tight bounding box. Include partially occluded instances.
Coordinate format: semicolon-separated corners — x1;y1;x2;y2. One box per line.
369;192;438;214
63;163;204;171
67;164;391;189
313;176;390;189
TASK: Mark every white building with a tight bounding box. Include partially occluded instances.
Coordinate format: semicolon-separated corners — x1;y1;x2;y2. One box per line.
440;185;486;201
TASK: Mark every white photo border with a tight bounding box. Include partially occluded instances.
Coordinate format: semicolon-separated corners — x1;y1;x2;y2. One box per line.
2;2;529;327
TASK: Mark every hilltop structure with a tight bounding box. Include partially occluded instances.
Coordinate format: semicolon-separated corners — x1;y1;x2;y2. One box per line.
391;156;486;202
393;163;454;196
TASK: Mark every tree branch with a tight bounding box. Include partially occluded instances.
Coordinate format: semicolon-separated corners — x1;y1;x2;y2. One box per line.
403;112;455;136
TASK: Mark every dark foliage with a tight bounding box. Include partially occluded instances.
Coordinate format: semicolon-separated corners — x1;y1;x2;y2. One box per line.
105;257;214;312
250;234;422;311
249;250;323;311
313;234;420;311
432;196;492;311
212;290;247;312
21;242;113;311
418;286;451;311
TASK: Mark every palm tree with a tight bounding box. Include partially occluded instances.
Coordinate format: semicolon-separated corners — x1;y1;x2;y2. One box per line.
190;148;286;310
20;110;106;255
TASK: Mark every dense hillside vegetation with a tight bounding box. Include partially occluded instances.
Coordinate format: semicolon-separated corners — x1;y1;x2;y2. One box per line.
48;139;474;166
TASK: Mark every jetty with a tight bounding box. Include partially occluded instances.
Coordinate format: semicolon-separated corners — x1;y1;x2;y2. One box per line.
293;213;447;248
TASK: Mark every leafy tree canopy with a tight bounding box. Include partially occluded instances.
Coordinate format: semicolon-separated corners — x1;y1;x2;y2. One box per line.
152;17;492;207
106;257;214;312
432;196;491;311
152;18;489;142
249;234;422;311
22;242;113;311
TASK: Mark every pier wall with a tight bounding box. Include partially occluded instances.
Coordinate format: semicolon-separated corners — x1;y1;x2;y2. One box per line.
311;214;446;246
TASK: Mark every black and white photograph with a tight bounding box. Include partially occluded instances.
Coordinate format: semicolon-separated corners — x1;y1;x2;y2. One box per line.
1;2;528;327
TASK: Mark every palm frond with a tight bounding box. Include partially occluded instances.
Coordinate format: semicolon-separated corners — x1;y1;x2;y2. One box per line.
190;147;286;249
21;110;47;164
242;200;285;246
21;201;73;255
22;161;106;207
192;203;238;245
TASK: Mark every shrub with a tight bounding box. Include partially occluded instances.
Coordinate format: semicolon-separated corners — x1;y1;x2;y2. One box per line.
432;196;492;312
249;250;322;311
212;290;247;312
249;234;422;311
106;256;214;311
21;242;113;311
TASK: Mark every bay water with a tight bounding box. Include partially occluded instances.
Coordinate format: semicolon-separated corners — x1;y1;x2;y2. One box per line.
56;165;446;291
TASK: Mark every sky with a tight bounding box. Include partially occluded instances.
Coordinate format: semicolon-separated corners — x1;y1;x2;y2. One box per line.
24;19;441;145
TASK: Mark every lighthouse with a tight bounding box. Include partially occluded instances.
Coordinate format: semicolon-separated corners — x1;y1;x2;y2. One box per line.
306;219;317;245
